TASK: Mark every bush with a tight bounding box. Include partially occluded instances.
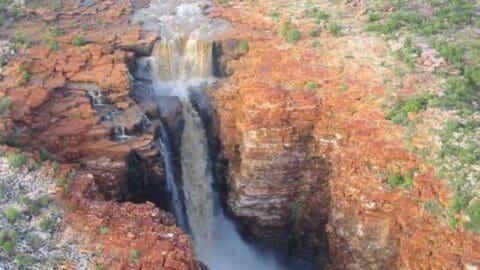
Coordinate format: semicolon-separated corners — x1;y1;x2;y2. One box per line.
38;146;51;161
4;206;20;223
16;254;33;269
306;82;319;92
72;36;86;47
0;230;16;254
466;201;480;234
308;28;320;37
129;249;141;260
438;43;464;67
387;172;414;189
424;199;442;215
367;13;381;22
238;40;249;53
39;216;55;232
328;22;342;36
0;97;12;114
7;153;27;169
99;226;110;236
450;194;471;214
51;26;65;37
386;95;429;125
45;38;59;51
280;22;301;43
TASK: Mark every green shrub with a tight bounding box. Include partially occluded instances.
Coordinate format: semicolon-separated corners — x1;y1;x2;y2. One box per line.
306;82;319;92
450;194;471;214
466;201;480;234
22;195;51;216
38;146;51;161
57;170;76;194
386;172;414;189
51;26;65;37
18;65;31;83
0;97;12;114
238;40;249;53
99;226;110;235
424;199;442;215
4;206;20;223
45;38;59;51
72;36;86;47
328;22;342;36
0;230;16;254
94;264;106;270
7;153;27;169
438;43;464;67
308;28;320;37
280;22;301;43
16;254;34;269
367;13;381;22
129;249;141;260
39;216;55;232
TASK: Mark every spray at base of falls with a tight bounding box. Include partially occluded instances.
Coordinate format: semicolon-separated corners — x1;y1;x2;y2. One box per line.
150;37;283;269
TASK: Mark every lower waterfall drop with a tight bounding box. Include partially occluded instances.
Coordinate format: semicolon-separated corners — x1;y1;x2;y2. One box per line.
151;36;283;270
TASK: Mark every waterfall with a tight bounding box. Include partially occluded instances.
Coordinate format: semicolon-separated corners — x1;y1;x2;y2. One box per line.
134;1;283;269
150;36;283;270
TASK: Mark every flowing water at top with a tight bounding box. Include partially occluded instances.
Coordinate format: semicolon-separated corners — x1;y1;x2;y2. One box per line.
134;1;284;269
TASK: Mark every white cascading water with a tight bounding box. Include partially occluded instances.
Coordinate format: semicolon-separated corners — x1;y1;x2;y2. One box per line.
133;1;284;269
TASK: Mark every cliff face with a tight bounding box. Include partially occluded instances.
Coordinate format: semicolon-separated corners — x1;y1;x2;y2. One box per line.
211;82;330;249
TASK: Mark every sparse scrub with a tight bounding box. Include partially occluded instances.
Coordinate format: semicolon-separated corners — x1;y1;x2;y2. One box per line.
385;95;429;125
308;28;320;37
18;64;31;83
306;82;319;92
398;37;422;68
39;216;55;232
99;226;111;236
466;202;480;234
16;254;34;269
57;170;76;194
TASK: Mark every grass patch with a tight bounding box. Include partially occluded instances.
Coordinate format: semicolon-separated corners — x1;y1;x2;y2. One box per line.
129;249;141;261
306;82;319;92
72;36;86;47
424;199;442;215
0;230;16;254
38;146;51;161
385;95;430;125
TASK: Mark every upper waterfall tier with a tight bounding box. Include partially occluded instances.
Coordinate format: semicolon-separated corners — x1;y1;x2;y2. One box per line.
151;36;213;81
132;0;231;40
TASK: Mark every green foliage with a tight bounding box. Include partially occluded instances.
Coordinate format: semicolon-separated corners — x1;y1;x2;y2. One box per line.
0;230;16;255
7;153;27;169
16;254;34;269
4;206;20;223
449;194;471;214
385;95;429;125
438;43;464;67
306;82;319;92
306;7;330;24
280;21;301;43
328;22;342;36
238;40;249;53
38;146;51;161
17;65;31;83
21;195;52;216
398;37;422;68
94;264;106;270
218;0;229;6
39;216;55;232
72;36;86;47
367;12;381;22
308;28;320;37
99;226;110;236
57;170;76;195
45;38;60;51
51;26;66;37
0;97;12;114
424;199;442;215
466;202;480;234
129;249;141;261
386;171;414;189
